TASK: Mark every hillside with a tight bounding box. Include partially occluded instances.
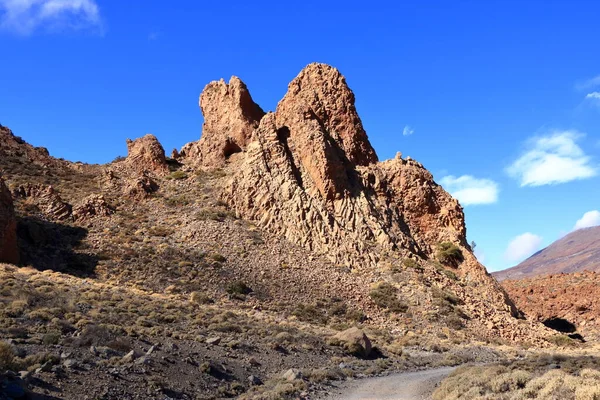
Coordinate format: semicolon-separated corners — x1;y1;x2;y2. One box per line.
494;227;600;281
503;271;600;339
0;63;553;399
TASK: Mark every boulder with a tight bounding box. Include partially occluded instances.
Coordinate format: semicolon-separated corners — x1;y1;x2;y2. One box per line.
0;178;19;264
331;327;372;358
125;134;169;175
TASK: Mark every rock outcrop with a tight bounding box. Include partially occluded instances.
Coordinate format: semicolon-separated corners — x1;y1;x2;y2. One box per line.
179;77;265;167
13;184;72;221
186;63;534;341
0;177;19;264
73;195;115;221
125;134;169;175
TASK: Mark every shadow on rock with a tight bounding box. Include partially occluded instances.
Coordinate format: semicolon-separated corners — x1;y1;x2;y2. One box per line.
16;216;98;278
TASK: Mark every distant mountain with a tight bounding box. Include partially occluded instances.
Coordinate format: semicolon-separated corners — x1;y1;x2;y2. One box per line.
494;226;600;281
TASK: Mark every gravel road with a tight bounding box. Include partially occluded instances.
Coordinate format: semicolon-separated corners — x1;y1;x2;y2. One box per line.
318;366;456;400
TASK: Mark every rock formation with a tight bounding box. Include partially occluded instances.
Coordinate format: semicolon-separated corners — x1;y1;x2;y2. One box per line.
13;184;72;221
179;77;265;167
125;134;169;175
185;62;525;333
0;177;19;264
73;195;115;221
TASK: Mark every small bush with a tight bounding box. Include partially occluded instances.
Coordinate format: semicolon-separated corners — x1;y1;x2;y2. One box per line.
226;281;252;296
0;341;15;371
402;258;421;270
292;304;328;324
547;334;577;347
191;292;214;305
369;282;408;313
166;171;188;180
42;332;61;345
210;253;226;263
436;242;464;266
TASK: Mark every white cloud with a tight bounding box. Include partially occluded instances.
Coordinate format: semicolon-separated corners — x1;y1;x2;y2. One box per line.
439;175;499;206
507;130;597;187
586;92;600;100
577;75;600;90
574;210;600;231
0;0;101;35
504;233;543;263
402;125;414;136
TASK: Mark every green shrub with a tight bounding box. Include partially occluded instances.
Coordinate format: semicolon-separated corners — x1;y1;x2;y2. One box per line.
226;281;252;296
42;332;61;345
436;242;464;266
0;341;15;371
369;282;408;313
402;258;422;270
547;335;577;347
191;292;214;305
292;304;328;324
166;171;188;180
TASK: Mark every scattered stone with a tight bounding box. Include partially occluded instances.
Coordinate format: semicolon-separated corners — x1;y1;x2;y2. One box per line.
121;350;138;364
206;337;221;346
248;375;262;386
282;369;303;381
63;359;79;369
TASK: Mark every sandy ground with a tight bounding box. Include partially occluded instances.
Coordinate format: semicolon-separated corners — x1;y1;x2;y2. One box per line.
318;367;456;400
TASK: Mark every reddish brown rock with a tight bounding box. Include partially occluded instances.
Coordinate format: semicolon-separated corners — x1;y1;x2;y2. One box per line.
217;63;533;341
124;174;159;200
125;134;169;175
13;184;72;221
73;195;115;221
0;177;19;264
274;63;378;200
180;77;265;167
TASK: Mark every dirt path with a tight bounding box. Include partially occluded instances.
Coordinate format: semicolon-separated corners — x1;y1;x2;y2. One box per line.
318;367;456;400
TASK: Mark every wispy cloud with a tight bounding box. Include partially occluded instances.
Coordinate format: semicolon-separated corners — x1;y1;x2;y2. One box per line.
504;233;543;263
577;75;600;90
506;130;597;187
0;0;102;35
439;175;499;206
585;92;600;105
402;125;414;136
574;210;600;231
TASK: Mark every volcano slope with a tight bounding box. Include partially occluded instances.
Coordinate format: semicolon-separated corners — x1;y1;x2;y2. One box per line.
0;63;552;399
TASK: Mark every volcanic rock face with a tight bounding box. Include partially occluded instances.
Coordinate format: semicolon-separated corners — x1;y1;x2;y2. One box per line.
180;77;265;167
125;134;169;175
187;63;520;327
0;177;19;264
274;63;378;200
502;271;600;338
216;64;470;271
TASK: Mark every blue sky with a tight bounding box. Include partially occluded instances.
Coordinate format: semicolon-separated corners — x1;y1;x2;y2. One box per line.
1;0;599;272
